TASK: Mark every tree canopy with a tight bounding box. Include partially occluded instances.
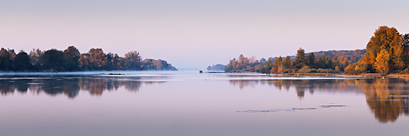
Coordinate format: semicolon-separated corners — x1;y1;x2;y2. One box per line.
346;26;408;74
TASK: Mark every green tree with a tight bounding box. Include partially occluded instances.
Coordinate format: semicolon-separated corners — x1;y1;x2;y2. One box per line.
294;48;307;69
308;53;316;68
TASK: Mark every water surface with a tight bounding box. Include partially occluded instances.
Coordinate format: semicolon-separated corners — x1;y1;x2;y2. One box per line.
1;71;408;136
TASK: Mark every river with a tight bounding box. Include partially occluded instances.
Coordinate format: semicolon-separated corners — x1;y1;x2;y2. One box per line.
1;70;408;136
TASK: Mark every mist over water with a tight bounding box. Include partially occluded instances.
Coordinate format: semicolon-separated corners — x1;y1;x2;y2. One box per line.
1;71;409;136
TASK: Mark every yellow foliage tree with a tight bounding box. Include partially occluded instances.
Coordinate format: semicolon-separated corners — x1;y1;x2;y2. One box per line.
374;49;390;73
363;26;406;72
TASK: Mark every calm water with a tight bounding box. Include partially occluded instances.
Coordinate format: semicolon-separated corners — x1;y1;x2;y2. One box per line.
1;71;409;136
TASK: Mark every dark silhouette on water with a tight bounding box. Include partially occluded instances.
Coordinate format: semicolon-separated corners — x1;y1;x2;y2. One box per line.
0;76;165;99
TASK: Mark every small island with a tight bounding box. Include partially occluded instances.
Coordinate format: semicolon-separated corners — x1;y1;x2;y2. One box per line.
0;46;177;72
206;64;226;71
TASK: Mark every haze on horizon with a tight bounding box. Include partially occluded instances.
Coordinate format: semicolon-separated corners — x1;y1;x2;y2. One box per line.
1;0;408;69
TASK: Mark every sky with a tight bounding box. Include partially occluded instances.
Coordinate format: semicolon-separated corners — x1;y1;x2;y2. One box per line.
1;0;409;69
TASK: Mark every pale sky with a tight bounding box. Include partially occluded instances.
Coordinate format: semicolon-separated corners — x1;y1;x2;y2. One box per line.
1;0;409;69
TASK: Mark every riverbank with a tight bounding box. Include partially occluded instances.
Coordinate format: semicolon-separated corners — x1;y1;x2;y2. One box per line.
388;74;409;79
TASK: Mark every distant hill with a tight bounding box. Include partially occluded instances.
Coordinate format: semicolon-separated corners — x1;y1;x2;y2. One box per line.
207;64;226;71
309;49;366;63
265;49;366;63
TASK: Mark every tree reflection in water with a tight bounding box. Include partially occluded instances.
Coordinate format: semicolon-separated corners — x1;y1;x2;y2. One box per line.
2;75;408;124
0;76;165;99
229;78;409;123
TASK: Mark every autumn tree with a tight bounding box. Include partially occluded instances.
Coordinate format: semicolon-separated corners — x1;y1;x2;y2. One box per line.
404;34;409;65
344;60;368;74
282;56;293;72
142;59;176;70
338;56;350;71
374;49;390;73
80;48;107;70
124;51;142;70
63;46;80;71
363;26;406;72
225;54;259;72
0;48;12;70
270;57;283;73
113;53;125;70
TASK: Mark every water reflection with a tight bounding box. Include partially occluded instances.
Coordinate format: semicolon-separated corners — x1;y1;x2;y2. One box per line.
0;76;164;99
230;78;409;123
358;79;409;123
3;74;409;124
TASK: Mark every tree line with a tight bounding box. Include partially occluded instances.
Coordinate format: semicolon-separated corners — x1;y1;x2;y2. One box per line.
0;46;176;72
207;64;227;71
225;26;409;74
225;48;351;73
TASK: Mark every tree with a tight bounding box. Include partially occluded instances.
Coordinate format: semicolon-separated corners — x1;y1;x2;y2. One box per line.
29;48;43;71
282;56;293;71
79;48;107;70
0;48;11;70
363;26;406;72
271;56;283;73
374;49;390;73
105;53;113;70
363;51;376;72
355;61;368;74
308;53;316;68
317;56;329;69
335;66;340;72
298;66;313;73
294;48;307;69
339;56;350;71
225;55;259;73
124;51;142;70
113;53;125;70
63;46;80;71
258;60;272;73
42;49;65;71
13;51;32;71
344;60;368;74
